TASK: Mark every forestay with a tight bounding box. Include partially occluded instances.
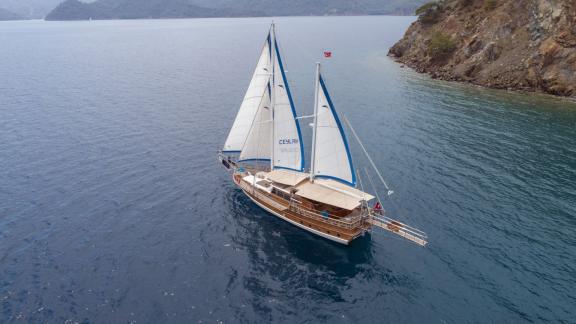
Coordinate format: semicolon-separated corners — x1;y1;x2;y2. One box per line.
272;39;304;172
239;84;272;162
311;74;356;186
223;33;271;153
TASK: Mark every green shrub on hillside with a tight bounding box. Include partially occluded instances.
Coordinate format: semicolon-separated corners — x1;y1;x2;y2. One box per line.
427;31;457;59
484;0;497;9
415;2;438;15
416;1;444;24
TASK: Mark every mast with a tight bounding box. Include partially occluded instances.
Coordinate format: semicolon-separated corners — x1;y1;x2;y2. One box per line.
310;62;321;182
270;22;276;171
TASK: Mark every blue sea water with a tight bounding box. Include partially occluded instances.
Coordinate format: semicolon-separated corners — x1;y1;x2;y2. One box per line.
1;16;575;323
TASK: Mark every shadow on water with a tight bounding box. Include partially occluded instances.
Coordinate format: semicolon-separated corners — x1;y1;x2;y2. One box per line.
219;186;425;322
226;188;373;278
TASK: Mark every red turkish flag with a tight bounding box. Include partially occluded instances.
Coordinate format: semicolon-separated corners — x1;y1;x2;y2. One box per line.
323;51;332;58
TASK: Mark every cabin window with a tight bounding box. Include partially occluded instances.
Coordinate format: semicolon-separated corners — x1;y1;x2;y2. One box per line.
272;188;288;199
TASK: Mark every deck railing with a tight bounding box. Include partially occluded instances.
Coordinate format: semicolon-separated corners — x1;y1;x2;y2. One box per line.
236;174;366;230
369;215;428;246
288;201;366;230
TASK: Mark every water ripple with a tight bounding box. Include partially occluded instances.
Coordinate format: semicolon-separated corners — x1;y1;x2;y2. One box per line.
1;17;575;323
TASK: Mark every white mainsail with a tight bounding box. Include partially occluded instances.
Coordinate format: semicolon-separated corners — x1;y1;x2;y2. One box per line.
310;71;356;186
239;84;272;162
223;33;272;153
271;38;304;172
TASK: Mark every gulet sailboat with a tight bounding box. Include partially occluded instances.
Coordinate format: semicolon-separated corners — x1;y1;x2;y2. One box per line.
218;24;427;246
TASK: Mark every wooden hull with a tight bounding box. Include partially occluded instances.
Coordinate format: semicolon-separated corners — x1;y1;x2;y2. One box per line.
236;176;368;245
243;188;352;244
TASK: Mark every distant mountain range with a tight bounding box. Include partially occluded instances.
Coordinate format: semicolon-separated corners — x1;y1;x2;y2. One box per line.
46;0;224;20
0;0;66;19
45;0;427;21
0;7;22;20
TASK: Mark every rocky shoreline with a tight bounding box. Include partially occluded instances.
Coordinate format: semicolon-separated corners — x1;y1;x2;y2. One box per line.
388;0;576;98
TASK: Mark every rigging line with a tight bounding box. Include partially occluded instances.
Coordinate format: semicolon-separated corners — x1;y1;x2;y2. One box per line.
295;114;315;119
275;24;351;130
356;169;369;212
277;20;373;108
343;115;393;195
259;100;268;169
255;88;263;169
364;167;384;204
278;25;322;66
363;156;417;227
273;26;320;103
253;119;272;124
279;25;353;88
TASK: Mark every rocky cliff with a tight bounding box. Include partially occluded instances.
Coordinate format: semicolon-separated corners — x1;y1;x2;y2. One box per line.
389;0;576;97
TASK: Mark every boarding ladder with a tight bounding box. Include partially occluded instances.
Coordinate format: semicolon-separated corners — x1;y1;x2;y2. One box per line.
368;213;428;246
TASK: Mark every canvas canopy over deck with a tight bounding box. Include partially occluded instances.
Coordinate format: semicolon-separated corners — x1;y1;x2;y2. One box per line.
294;178;374;210
264;169;374;210
265;169;308;186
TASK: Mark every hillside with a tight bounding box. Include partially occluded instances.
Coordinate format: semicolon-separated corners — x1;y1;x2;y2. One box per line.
0;0;64;19
46;0;231;20
0;7;22;20
45;0;427;21
187;0;425;16
389;0;576;97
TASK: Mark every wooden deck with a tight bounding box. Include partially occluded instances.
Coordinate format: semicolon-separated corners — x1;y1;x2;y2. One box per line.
236;175;368;244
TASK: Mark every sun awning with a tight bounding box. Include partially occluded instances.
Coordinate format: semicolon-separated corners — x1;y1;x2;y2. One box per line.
295;179;375;210
266;169;308;186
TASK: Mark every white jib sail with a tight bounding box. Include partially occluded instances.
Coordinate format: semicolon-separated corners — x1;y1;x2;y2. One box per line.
239;85;272;162
311;74;356;186
272;39;304;171
223;33;272;153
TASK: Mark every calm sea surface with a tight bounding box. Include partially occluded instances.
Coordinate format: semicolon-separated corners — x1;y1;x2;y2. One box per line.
1;16;575;323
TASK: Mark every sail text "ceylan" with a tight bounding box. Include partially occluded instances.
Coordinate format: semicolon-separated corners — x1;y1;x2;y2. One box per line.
279;139;299;145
